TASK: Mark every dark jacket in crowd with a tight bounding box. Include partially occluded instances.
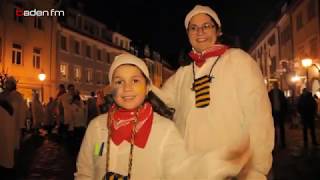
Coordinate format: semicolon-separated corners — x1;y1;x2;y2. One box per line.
298;90;317;120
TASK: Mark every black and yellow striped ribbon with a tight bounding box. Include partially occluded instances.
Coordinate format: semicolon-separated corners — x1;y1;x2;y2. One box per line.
191;56;221;108
104;172;128;180
192;75;211;108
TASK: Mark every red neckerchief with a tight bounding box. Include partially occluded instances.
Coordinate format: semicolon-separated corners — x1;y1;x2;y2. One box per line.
188;44;229;67
108;102;153;148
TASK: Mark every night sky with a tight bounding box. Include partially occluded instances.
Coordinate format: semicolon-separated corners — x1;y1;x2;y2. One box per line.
80;0;286;67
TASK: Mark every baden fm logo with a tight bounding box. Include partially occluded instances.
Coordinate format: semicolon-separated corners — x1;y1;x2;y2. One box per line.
15;9;65;17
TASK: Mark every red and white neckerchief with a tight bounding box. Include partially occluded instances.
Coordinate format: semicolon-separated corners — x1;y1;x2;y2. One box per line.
188;44;229;67
108;102;153;148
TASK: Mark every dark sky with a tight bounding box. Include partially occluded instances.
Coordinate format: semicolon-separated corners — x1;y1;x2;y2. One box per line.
81;0;286;67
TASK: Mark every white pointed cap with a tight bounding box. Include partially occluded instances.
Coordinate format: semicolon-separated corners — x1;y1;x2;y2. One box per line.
108;53;152;84
185;5;221;29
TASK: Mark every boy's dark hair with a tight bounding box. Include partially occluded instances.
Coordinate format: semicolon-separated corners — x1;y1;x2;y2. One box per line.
145;91;175;119
103;91;175;120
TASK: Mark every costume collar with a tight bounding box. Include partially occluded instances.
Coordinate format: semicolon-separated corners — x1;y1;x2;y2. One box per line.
108;102;153;148
188;44;228;67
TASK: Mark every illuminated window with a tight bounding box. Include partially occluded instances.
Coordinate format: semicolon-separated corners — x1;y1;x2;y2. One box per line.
12;43;22;65
86;68;93;83
74;66;81;81
60;63;68;80
33;48;41;69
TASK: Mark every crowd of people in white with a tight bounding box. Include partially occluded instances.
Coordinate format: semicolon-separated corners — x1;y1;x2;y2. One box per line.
0;77;102;175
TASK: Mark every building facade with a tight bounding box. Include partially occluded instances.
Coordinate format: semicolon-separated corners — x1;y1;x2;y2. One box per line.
0;0;58;102
57;8;128;99
249;0;319;95
250;23;280;89
0;0;175;102
291;0;320;89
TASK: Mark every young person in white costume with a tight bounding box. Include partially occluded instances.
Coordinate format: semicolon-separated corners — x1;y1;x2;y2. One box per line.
75;53;250;180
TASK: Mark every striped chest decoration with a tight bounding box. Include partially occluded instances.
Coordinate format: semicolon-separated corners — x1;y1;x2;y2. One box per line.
192;75;212;108
191;56;221;108
104;172;129;180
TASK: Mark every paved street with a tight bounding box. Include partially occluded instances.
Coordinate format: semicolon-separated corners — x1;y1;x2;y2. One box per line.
16;134;77;180
13;122;320;180
271;123;320;180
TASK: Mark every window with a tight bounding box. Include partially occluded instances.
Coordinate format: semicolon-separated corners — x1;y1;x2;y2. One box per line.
74;40;80;55
60;64;68;80
97;49;101;61
115;37;119;45
60;35;67;51
101;29;112;42
106;52;111;63
120;40;124;47
86;68;93;82
96;71;102;84
89;24;98;35
86;45;91;58
280;26;291;44
77;16;82;29
296;12;303;31
74;66;81;81
33;48;41;69
12;43;22;65
34;17;43;29
13;7;23;23
268;34;276;46
84;21;90;32
307;0;316;20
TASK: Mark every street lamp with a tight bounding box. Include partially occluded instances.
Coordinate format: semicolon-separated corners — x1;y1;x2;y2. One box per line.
301;58;312;89
38;70;46;102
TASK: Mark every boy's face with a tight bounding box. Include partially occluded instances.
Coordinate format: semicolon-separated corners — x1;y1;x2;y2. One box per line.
111;64;149;110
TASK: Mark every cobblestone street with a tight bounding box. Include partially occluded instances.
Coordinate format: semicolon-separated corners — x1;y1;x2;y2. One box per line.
13;123;320;180
271;123;320;180
16;134;77;180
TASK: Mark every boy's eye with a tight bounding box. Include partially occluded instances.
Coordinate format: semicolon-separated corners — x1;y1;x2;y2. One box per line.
133;79;140;83
114;80;123;85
